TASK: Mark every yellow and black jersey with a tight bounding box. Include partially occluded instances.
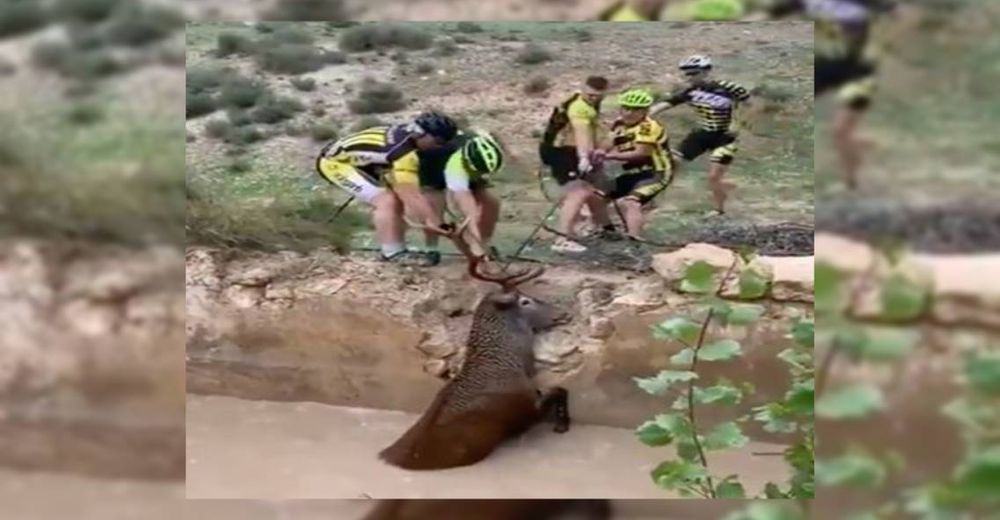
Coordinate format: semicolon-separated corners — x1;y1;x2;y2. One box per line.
663;80;750;132
766;0;895;60
318;124;419;179
598;1;659;21
541;93;602;148
610;117;671;173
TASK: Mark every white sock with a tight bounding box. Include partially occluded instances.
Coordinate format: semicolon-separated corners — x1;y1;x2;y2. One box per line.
381;243;405;257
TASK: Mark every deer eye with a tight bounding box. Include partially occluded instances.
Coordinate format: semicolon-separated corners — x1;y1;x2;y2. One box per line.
519;297;532;307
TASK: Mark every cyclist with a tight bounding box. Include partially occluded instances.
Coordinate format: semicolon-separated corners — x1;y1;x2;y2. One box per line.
767;0;897;189
599;89;674;238
651;55;750;215
404;130;506;265
539;75;617;254
315;111;458;264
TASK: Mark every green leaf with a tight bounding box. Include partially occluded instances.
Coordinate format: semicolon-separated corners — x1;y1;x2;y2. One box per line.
723;503;804;520
652;317;701;344
680;261;716;294
716;478;746;498
671;394;689;411
650;459;706;489
670;348;695;366
777;348;812;373
753;403;797;433
635;421;673;446
727;304;765;325
785;379;815;415
881;274;929;321
844;327;918;362
698;339;743;361
816;384;884;419
634;370;698;395
815;261;846;314
702;421;749;450
738;268;769;299
677;439;701;462
693;383;743;405
816;453;887;488
954;446;1000;497
791;319;814;348
653;413;691;437
965;351;1000;395
763;482;788;499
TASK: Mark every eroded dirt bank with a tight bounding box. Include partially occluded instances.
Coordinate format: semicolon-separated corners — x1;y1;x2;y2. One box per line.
0;240;184;480
186;244;814;443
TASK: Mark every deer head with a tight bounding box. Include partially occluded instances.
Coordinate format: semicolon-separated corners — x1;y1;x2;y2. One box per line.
406;217;570;331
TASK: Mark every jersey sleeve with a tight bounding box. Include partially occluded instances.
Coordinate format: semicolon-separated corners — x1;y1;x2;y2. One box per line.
720;80;751;102
663;88;690;107
443;152;471;192
567;98;597;124
391;151;421;186
633;121;664;146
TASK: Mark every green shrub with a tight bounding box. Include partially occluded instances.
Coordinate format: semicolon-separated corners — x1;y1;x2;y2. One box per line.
433;38;459;57
205;119;234;140
309;123;338;141
49;49;123;79
265;26;315;45
187;93;217;118
105;4;183;47
390;50;408;64
261;0;350;21
32;40;71;69
284;123;307;137
250;95;305;124
291;77;316;92
226;108;254;127
515;43;553;65
351;116;385;131
523;76;551;95
66;103;104;125
255;44;324;74
322;49;347;64
751;81;795;102
231;126;264;144
219;76;268;108
455;21;483;33
571;28;593;42
338;24;433;53
187;65;231;95
254;22;280;33
66;24;107;50
347;79;406;114
227;158;253;174
311;104;327;117
159;43;185;66
53;0;121;22
0;1;48;39
216;31;256;57
452;34;474;44
414;62;434;75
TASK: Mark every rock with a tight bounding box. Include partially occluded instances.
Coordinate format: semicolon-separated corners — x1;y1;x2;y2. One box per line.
651;243;741;293
534;331;579;364
185;249;222;289
229;266;277;287
416;328;459;359
921;254;1000;329
588;316;615;339
298;278;348;297
816;233;876;273
423;358;450;378
222;285;263;309
577;283;614;317
612;278;666;310
59;299;120;337
264;282;296;300
720;257;775;299
758;256;814;303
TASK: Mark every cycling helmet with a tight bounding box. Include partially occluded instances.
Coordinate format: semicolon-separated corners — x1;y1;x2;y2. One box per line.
414;111;458;141
679;54;712;74
618;89;655;109
463;132;505;174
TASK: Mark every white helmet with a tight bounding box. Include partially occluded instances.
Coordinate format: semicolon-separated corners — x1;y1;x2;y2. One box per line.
679;55;712;73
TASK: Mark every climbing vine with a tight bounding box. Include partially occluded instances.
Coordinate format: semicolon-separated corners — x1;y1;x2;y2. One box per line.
633;255;815;500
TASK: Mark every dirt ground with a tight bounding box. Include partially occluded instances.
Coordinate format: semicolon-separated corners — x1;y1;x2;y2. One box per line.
186;21;814;264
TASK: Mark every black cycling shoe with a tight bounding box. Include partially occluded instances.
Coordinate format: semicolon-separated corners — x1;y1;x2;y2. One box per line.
421;251;442;267
380;250;425;266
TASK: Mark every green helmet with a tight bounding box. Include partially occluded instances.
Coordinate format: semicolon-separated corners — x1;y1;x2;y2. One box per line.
463;132;504;174
618;89;654;109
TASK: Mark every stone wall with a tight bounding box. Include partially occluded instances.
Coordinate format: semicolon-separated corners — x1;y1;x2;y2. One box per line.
186;244;814;443
0;241;184;480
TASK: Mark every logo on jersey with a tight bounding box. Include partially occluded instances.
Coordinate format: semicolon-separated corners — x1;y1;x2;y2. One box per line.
690;89;733;110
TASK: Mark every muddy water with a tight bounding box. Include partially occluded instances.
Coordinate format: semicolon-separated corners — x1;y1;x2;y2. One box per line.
186;395;790;500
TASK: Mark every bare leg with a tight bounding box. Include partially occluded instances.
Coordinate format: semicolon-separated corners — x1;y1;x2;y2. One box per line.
372;192;404;254
422;189;447;250
585;196;613;228
707;162;732;213
537;387;570;433
833;106;865;190
557;183;592;237
621;198;645;236
474;188;500;243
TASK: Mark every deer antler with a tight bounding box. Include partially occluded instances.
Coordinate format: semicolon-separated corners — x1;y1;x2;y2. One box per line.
403;216;545;291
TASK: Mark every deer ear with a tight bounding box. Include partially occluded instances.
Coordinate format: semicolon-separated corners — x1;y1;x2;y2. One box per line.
491;292;518;309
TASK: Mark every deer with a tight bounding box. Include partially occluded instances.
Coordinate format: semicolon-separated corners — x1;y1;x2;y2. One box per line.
378;218;573;470
362;499;612;520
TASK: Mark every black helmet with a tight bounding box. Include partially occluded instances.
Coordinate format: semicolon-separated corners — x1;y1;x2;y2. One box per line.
414;111;458;141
